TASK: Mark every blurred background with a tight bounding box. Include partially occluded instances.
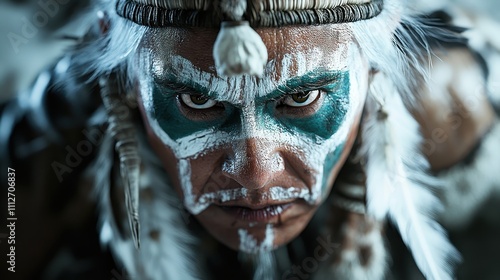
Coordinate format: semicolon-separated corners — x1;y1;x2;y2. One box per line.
0;0;92;101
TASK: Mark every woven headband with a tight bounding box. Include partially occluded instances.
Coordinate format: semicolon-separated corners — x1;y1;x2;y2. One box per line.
114;0;384;79
116;0;384;28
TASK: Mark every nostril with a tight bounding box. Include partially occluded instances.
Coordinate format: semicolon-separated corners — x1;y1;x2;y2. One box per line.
221;156;239;176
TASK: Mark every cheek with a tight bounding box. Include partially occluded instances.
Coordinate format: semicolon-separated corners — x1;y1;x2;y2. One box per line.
297;68;367;200
276;71;351;139
324;115;362;192
150;83;240;141
137;93;186;198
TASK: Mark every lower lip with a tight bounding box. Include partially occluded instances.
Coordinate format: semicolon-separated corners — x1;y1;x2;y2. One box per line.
221;203;293;223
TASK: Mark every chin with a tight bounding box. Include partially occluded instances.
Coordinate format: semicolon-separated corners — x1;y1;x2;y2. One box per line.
194;199;319;253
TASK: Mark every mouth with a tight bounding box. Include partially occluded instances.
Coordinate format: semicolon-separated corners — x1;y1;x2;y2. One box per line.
196;187;314;226
218;202;295;223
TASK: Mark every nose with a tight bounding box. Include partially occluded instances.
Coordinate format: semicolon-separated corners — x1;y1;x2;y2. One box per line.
222;138;285;190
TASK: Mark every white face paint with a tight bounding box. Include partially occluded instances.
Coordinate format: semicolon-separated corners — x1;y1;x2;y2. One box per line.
239;224;275;254
136;26;369;253
138;45;368;212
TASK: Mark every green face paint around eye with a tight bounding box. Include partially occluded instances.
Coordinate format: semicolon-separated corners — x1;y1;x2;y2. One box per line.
151;83;239;140
321;143;346;192
263;70;350;140
150;69;350;144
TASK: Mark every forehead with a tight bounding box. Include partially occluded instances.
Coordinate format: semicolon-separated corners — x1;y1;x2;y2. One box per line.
137;24;361;103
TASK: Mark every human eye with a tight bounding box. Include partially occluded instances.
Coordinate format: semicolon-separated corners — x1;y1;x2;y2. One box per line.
275;89;325;117
176;93;226;122
179;93;218;109
282;90;320;107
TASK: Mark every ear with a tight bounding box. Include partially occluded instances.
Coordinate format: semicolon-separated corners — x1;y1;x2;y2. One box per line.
97;10;110;35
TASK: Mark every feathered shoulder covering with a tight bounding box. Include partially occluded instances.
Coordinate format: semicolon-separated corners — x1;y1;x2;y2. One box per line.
355;7;472;280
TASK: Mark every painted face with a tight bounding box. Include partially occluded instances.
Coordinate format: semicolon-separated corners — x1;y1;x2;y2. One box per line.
134;25;369;253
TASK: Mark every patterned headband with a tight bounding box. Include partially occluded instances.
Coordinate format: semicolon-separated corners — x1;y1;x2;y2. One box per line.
115;0;384;82
116;0;383;27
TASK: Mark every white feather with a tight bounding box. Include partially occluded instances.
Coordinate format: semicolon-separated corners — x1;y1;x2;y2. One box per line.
361;73;460;280
90;131;200;280
132;139;200;280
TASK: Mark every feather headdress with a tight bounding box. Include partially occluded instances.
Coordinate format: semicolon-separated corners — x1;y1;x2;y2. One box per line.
80;0;463;278
360;72;460;279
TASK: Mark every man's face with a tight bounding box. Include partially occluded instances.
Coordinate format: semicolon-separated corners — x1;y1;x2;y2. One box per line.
135;24;369;253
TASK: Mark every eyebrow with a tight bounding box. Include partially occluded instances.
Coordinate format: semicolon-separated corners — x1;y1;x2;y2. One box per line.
154;73;213;98
267;70;342;100
154;69;343;102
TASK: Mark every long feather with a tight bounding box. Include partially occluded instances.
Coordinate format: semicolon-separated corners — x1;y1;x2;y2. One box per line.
361;73;460;280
